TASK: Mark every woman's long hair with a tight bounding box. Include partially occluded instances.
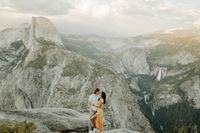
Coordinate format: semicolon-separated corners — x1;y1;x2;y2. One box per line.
102;91;106;104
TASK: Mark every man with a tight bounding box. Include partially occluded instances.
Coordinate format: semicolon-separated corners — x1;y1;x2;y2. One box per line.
88;88;100;133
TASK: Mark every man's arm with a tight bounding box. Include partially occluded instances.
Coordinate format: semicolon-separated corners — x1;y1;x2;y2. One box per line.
88;101;91;108
88;96;92;110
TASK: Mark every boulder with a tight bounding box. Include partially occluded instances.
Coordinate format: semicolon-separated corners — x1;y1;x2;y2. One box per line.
0;108;88;133
106;128;141;133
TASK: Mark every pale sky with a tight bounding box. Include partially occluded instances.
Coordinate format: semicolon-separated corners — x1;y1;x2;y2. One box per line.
0;0;200;37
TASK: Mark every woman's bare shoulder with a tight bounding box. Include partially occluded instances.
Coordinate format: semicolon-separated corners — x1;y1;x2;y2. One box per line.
100;98;104;103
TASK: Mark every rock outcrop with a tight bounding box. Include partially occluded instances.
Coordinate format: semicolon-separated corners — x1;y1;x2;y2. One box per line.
31;17;63;47
0;108;144;133
107;128;141;133
0;108;88;133
113;48;150;76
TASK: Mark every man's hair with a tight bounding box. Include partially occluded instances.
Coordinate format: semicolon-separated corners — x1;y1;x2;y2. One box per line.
93;88;100;94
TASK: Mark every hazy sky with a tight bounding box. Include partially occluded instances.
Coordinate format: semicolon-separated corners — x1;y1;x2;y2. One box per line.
0;0;200;37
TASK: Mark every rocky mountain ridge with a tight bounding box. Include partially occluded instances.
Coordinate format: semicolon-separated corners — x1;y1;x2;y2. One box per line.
0;17;153;133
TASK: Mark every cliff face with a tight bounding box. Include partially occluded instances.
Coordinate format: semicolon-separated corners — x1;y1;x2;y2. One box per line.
113;48;150;76
0;17;152;132
31;17;63;46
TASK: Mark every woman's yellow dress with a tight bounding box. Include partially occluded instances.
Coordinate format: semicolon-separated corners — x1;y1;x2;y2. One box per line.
95;98;104;132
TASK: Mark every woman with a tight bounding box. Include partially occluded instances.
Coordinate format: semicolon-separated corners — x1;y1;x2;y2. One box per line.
90;91;106;133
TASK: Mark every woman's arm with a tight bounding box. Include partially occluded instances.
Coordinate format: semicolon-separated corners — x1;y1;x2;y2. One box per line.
92;99;103;108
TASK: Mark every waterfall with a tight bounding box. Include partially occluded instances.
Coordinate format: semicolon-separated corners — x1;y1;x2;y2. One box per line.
156;68;162;81
156;68;167;81
160;125;163;130
144;95;148;104
152;110;155;116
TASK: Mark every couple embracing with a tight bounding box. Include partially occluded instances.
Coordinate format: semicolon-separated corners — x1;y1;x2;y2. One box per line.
88;88;106;133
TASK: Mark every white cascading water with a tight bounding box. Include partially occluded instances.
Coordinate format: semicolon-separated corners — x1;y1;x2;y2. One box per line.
156;68;162;81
